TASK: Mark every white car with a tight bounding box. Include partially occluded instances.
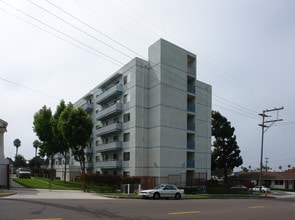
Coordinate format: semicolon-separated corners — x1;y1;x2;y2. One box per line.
250;185;270;193
139;184;184;200
16;167;31;178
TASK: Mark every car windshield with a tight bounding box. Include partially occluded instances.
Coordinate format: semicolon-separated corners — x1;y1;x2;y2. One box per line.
154;184;166;190
20;168;31;172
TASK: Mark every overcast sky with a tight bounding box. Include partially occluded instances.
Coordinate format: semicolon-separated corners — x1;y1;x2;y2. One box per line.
1;0;294;171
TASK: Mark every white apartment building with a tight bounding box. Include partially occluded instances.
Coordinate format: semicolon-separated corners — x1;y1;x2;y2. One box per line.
61;39;211;183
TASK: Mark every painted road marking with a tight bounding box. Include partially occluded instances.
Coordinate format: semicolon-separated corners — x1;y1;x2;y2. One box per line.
24;218;63;220
168;211;200;215
249;206;265;209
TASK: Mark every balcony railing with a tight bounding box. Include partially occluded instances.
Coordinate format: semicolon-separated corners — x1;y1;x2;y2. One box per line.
187;141;195;150
96;122;122;136
187;104;195;113
187;160;195;168
187;84;195;94
187;66;196;76
96;160;122;169
96;103;123;120
97;141;122;153
96;84;123;104
84;147;93;154
187;122;195;131
81;102;93;112
85;162;93;168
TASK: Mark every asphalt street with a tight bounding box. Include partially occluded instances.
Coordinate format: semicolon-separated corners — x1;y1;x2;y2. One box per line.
1;181;295;220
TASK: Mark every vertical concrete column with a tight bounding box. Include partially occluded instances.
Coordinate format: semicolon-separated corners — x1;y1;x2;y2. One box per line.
0;119;9;188
0;119;8;161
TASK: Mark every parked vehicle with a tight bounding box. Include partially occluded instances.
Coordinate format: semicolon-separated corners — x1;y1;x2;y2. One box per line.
139;184;184;200
250;185;270;193
230;185;248;191
16;168;31;178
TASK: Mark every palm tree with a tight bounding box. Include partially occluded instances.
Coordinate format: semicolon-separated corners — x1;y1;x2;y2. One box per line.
33;140;40;157
13;138;21;156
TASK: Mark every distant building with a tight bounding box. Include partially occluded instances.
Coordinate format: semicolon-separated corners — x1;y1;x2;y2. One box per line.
230;171;295;190
55;39;212;185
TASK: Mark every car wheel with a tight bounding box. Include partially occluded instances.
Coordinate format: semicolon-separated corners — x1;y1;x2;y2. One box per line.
153;192;160;200
175;193;181;200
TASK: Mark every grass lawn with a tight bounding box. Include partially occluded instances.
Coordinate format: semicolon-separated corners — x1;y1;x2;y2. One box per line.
13;178;262;199
13;177;82;190
13;177;115;192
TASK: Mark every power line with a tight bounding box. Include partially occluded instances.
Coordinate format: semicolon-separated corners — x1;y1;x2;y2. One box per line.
1;0;125;66
0;76;61;100
111;0;274;110
0;6;121;67
44;0;144;59
28;0;134;60
0;1;266;119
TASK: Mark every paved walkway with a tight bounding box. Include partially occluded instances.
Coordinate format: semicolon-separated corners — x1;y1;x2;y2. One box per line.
0;179;112;200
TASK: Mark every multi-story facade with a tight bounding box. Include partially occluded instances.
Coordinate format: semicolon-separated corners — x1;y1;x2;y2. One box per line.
63;39;211;183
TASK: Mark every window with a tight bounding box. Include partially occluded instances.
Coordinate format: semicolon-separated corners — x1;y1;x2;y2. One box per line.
123;74;130;85
95;156;100;162
113;154;117;160
123;132;130;142
113;135;118;141
123;113;130;123
123;171;130;177
123;94;130;104
275;180;284;185
123;152;130;161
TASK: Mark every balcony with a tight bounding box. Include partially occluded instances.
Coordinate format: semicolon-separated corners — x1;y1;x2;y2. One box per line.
187;103;195;113
97;141;122;153
187;141;195;150
96;103;123;120
96;84;123;104
187;122;195;131
84;147;93;154
96;160;122;169
187;160;195;168
187;84;195;94
85;161;93;168
81;102;93;112
96;122;122;136
187;66;196;76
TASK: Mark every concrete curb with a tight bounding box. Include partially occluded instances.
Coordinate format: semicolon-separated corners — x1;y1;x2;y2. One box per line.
0;191;17;197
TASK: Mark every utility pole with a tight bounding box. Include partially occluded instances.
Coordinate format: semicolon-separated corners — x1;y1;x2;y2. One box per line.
265;157;269;172
258;107;283;192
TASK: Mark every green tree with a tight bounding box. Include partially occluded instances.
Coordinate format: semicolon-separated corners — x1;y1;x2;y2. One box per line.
211;111;243;184
13;138;21;156
58;104;92;191
29;156;44;176
52;100;69;183
33;105;58;178
14;154;26;168
33;140;41;157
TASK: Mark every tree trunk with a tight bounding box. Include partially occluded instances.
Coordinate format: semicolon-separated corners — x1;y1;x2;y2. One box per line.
50;155;54;181
223;166;228;184
63;152;67;183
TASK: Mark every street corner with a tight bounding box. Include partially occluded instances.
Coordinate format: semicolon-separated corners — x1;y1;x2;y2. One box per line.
0;190;17;197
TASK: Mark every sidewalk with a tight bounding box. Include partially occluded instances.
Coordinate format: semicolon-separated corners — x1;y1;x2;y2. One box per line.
0;178;112;200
